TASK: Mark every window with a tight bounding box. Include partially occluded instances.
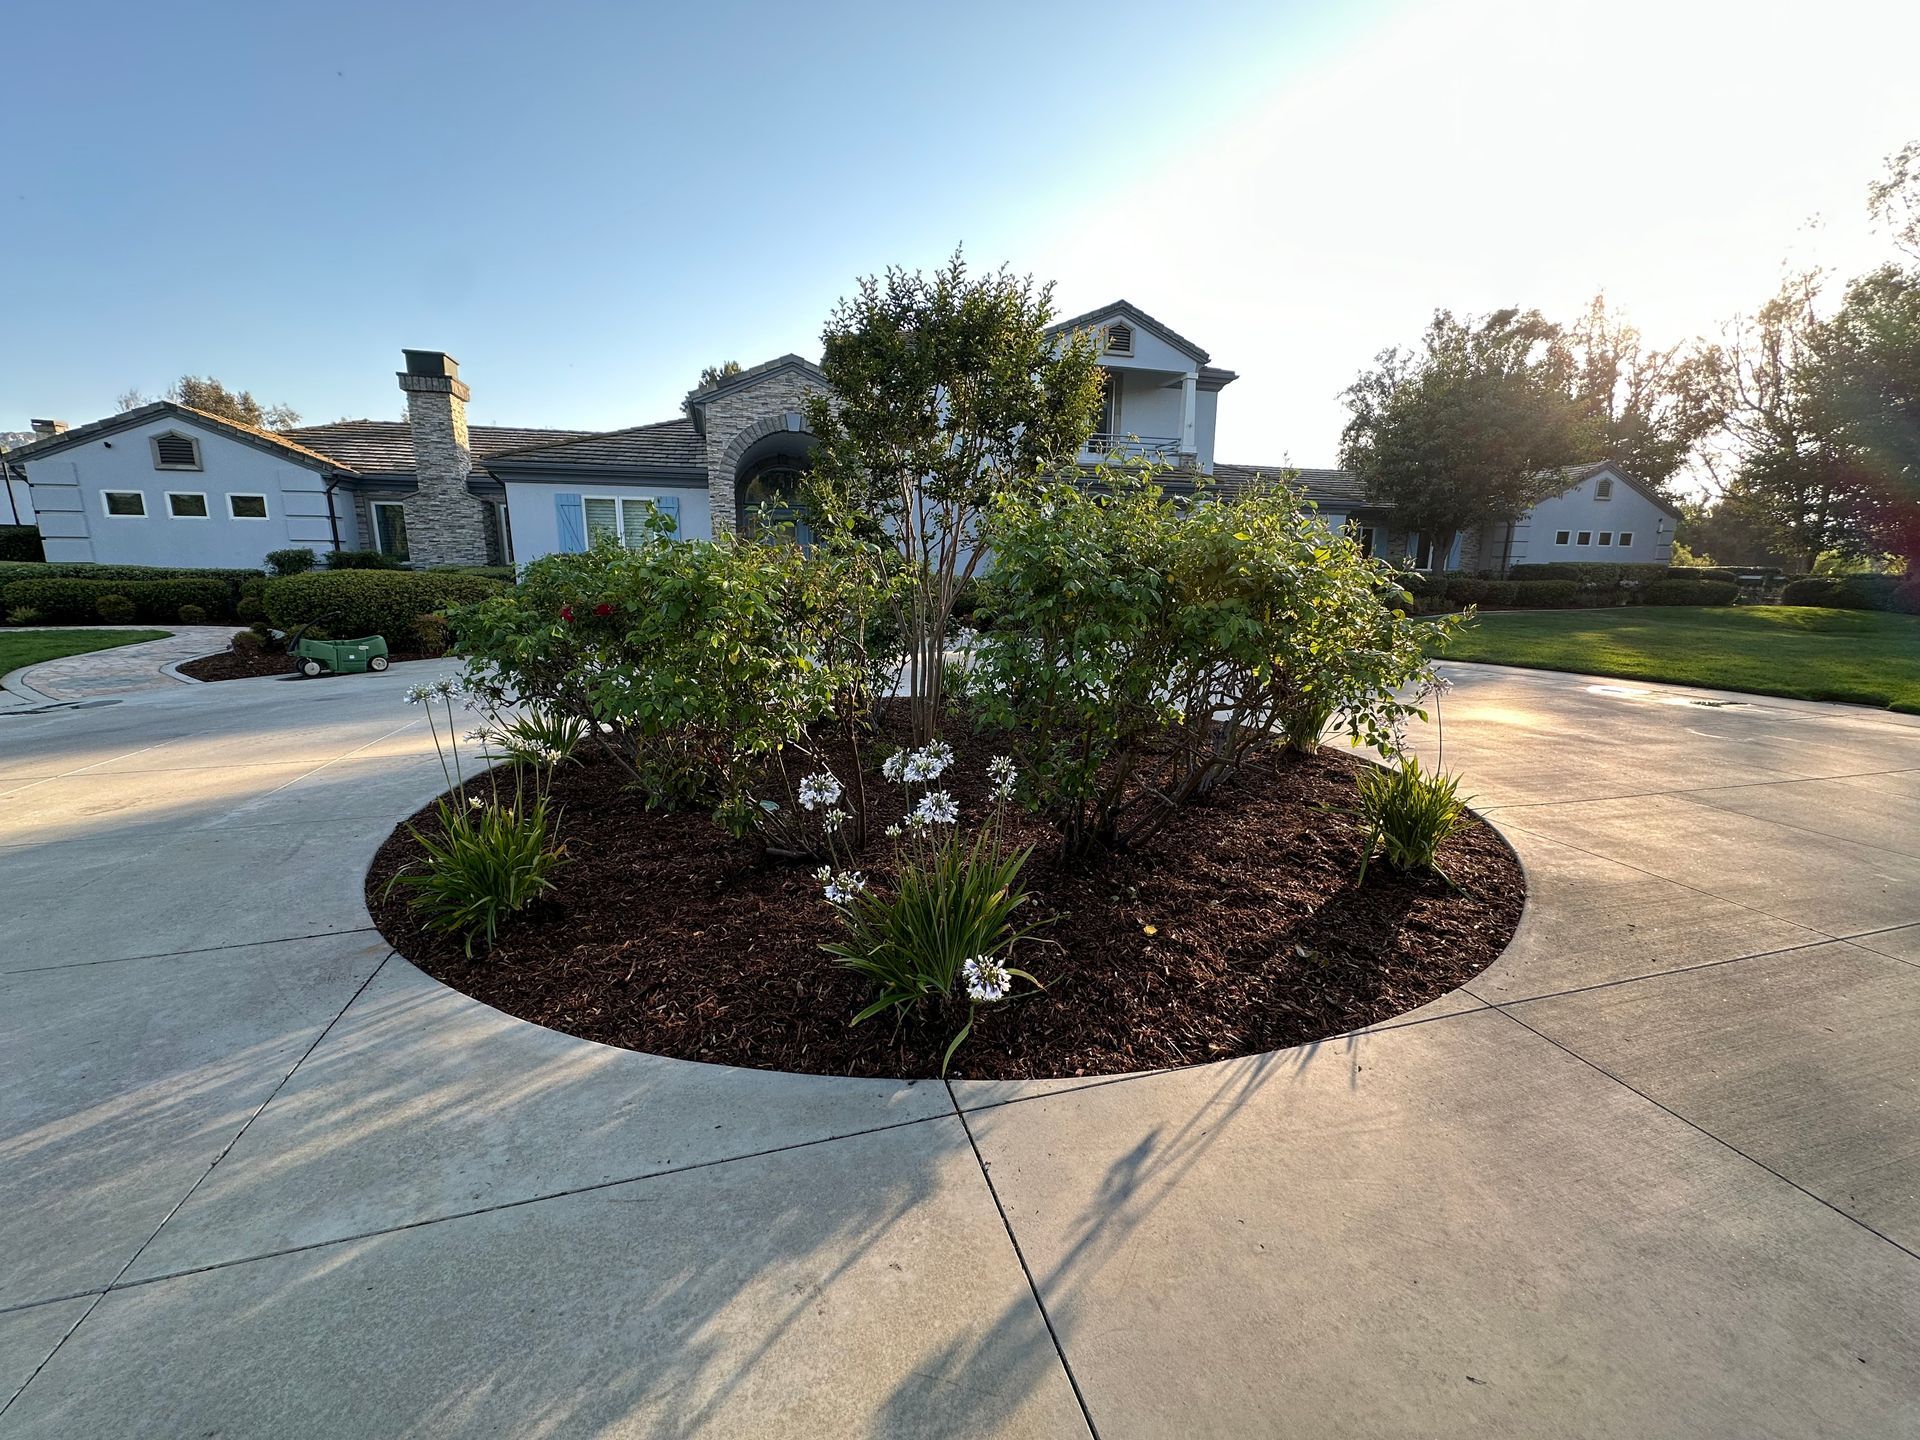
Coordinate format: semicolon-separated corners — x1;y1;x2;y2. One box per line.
1594;476;1614;500
1576;530;1592;546
584;495;669;548
229;494;268;519
1090;369;1120;440
1105;322;1133;356
1618;531;1633;547
1345;518;1377;558
1555;530;1571;545
1597;531;1613;547
371;501;410;560
493;500;514;563
1409;532;1439;570
103;490;146;517
167;492;209;518
150;432;202;470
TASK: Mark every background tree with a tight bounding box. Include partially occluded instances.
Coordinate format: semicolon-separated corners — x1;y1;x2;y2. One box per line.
1339;307;1592;553
680;360;742;417
1568;294;1725;492
118;375;301;429
803;251;1103;742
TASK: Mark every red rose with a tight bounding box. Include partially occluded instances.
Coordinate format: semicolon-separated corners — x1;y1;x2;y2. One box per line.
560;605;575;622
594;602;613;617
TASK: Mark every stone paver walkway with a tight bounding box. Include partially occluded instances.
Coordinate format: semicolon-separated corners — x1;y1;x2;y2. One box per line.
0;626;234;708
1;664;1917;1436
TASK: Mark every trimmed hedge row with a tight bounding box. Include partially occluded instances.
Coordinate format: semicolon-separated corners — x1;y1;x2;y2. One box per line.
1405;569;1743;612
262;570;506;646
1781;574;1920;614
0;576;233;624
0;526;43;563
0;561;262;622
1641;578;1740;606
1505;561;1674;586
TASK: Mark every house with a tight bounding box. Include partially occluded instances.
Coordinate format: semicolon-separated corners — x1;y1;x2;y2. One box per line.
4;304;1676;575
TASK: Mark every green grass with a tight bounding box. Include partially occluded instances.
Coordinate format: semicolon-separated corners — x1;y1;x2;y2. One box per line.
0;628;171;676
1432;606;1920;714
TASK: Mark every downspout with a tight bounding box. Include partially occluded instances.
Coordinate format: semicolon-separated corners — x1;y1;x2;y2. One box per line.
323;475;344;553
1500;520;1514;576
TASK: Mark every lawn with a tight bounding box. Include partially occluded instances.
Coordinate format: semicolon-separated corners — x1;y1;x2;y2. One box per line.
0;628;171;676
1432;606;1920;713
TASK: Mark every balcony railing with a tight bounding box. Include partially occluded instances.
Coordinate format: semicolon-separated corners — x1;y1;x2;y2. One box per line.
1086;433;1186;462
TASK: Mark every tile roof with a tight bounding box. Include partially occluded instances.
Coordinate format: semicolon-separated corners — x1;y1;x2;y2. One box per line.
1212;462;1371;507
5;401;353;473
478;417;706;472
281;420;591;475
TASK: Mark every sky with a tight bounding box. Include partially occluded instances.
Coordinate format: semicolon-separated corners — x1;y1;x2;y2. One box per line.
4;0;1917;477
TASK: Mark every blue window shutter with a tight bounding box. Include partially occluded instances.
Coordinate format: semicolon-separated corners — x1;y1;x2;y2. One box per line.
554;493;585;553
654;494;680;536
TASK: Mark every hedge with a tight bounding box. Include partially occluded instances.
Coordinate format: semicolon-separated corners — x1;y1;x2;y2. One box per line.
1640;578;1739;607
1506;562;1672;586
1;576;232;624
262;570;506;646
0;526;43;563
1781;574;1920;613
323;549;405;571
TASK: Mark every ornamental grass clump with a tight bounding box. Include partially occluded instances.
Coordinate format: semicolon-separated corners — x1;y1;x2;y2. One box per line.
1356;756;1470;882
818;743;1042;1073
387;678;570;956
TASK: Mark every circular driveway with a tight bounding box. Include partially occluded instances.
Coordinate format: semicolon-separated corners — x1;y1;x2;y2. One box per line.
3;664;1918;1436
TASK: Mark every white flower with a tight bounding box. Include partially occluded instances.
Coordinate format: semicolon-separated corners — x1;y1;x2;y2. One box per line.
823;807;848;832
963;954;1012;1003
468;795;484;810
884;823;903;840
881;751;907;781
816;867;867;905
798;771;843;811
902;739;954;784
403;684;432;705
431;676;458;698
913;790;958;826
988;754;1018;801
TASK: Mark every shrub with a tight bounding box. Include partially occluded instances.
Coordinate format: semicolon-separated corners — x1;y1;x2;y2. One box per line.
430;564;518;584
7;605;42;625
413;613;450;657
819;745;1040;1073
1445;577;1491;606
324;549;404;570
480;708;590;769
965;471;1452;851
263;570;504;648
1787;573;1920;613
0;526;43;563
386;682;570;955
266;547;318;577
1357;757;1469;880
1504;580;1581;608
178;602;208;624
235;595;266;623
1640;578;1739;606
231;629;264;656
451;533;892;850
1507;562;1671;585
1481;580;1520;607
3;577;231;623
96;593;136;623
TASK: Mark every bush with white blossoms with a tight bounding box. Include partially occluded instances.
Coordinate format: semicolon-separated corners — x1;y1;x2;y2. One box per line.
819;742;1043;1073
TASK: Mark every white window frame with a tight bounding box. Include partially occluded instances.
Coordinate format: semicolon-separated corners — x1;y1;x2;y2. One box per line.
101;489;148;518
1594;476;1614;500
583;494;666;549
1554;530;1571;545
1619;531;1634;547
228;493;270;520
166;490;211;520
149;432;203;471
371;501;410;559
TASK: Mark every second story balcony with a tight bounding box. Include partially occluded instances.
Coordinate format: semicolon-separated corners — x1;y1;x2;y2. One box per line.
1086;433;1190;464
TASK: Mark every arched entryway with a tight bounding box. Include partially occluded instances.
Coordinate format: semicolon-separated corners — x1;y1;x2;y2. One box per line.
729;418;817;543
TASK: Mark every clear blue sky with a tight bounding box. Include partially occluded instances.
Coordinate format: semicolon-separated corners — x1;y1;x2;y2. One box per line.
5;0;1915;471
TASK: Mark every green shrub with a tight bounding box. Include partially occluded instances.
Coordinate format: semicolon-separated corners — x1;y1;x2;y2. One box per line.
324;549;404;570
235;595;266;623
178;603;208;624
389;790;568;956
3;576;232;624
95;593;136;623
6;605;41;625
0;526;43;563
1787;573;1920;613
965;471;1453;852
231;629;264;656
1507;562;1671;585
430;564;518;583
1445;577;1490;606
1480;580;1520;607
1505;580;1581;608
266;547;318;577
480;708;589;769
1640;578;1739;606
1357;757;1469;879
263;570;504;648
0;561;257;617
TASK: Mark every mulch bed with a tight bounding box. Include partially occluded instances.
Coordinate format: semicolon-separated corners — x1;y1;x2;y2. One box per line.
180;647;435;681
366;731;1524;1081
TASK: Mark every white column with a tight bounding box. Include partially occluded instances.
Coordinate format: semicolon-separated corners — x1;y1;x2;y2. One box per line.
1180;371;1198;461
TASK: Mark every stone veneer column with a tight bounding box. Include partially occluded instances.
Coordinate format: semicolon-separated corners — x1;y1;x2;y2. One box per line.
701;372;826;534
397;350;490;566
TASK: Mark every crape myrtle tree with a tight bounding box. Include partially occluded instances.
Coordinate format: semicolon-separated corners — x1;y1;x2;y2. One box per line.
1339;307;1593;557
802;251;1104;744
1567;294;1725;494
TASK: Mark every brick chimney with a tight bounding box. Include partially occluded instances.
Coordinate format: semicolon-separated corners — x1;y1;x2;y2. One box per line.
396;349;488;566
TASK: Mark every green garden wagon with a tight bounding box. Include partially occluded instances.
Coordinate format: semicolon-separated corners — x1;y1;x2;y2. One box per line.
288;622;390;678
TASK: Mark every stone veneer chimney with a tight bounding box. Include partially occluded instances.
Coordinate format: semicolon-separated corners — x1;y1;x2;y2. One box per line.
396;349;489;566
29;419;69;437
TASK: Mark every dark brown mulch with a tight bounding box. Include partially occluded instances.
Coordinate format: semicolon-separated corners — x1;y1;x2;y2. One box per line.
365;735;1524;1081
180;648;435;681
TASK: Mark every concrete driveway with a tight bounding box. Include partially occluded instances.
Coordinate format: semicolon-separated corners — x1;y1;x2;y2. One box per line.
2;664;1916;1437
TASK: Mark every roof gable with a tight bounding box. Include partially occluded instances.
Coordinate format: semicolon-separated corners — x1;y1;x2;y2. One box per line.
684;354;828;433
1046;300;1211;365
7;402;351;474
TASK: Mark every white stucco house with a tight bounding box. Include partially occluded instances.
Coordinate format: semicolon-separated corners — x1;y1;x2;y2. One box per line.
4;302;1677;574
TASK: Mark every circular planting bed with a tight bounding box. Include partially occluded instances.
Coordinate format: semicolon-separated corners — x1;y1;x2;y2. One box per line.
180;647;436;682
367;732;1524;1081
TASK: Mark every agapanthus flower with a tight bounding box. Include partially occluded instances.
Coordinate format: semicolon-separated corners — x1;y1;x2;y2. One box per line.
468;795;484;810
902;739;954;784
913;790;958;826
962;954;1012;1003
797;771;843;811
884;823;903;840
881;751;907;782
813;866;867;906
403;684;432;705
987;754;1018;801
823;807;848;832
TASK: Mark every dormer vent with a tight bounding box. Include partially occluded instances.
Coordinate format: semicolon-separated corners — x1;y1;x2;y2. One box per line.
1105;322;1134;356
